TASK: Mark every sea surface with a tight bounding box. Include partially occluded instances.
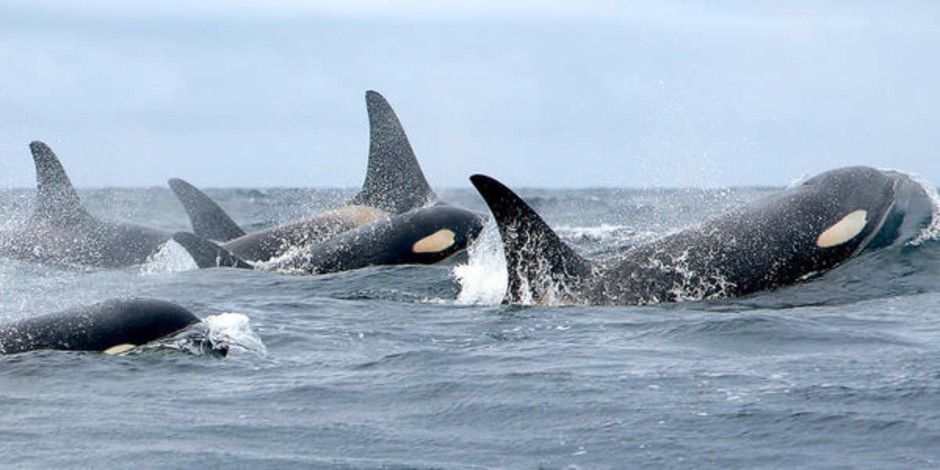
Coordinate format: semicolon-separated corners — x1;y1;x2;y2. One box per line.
1;184;940;468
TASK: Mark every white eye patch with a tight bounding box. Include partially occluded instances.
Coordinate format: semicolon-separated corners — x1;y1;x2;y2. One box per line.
816;210;868;248
103;343;136;355
412;229;455;254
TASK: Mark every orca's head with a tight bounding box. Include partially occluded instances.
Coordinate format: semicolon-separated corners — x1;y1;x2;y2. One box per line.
392;205;485;264
866;170;936;249
790;167;896;252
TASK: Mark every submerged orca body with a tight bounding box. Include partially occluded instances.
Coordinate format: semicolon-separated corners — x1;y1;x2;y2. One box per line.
174;204;485;273
471;167;935;305
0;142;173;268
169;90;438;264
0;298;199;355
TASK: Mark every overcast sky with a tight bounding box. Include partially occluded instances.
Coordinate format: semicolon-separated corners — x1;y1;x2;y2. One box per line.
1;1;938;189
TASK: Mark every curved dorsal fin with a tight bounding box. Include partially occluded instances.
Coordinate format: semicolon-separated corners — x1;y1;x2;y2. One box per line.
469;174;593;304
29;141;92;225
350;90;436;214
168;178;246;242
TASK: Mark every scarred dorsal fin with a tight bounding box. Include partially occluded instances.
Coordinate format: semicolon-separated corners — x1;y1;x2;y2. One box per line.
469;174;593;304
29;141;93;225
350;90;436;214
168;178;246;242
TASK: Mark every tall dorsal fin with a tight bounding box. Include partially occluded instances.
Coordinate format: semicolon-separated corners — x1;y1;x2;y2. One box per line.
29;141;92;225
350;90;436;214
469;174;593;304
168;178;246;242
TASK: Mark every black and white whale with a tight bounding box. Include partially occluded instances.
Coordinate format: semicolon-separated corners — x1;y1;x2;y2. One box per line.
173;203;485;273
169;89;485;272
470;167;935;305
0;142;174;268
0;298;200;355
168;90;440;264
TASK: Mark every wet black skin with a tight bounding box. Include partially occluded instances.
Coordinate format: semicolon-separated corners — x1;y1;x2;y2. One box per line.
0;298;199;354
174;204;485;274
471;167;932;305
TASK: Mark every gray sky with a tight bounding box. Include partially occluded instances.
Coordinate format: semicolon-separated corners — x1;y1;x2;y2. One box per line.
1;1;938;189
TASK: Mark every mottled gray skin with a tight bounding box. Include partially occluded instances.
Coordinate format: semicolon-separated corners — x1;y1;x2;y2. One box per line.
472;167;934;306
0;141;172;269
0;220;171;269
169;90;436;264
0;298;198;354
169;179;388;261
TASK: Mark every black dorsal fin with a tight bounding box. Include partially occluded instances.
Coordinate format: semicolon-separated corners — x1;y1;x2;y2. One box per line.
29;141;92;225
171;232;252;269
168;178;246;242
469;174;593;304
350;90;436;213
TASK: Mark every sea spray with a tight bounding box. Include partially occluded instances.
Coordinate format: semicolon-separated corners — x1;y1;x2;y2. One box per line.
905;172;940;245
453;219;507;305
141;240;199;274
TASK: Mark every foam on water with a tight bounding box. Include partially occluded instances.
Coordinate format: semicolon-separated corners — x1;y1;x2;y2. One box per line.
126;312;265;357
140;240;199;274
453;219;507;305
203;312;267;357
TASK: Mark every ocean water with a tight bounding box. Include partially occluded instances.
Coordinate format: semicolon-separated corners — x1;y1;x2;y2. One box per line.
1;185;940;468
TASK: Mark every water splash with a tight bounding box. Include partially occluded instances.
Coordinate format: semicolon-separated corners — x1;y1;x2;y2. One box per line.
555;223;632;240
453;219;507;305
903;172;940;246
203;312;267;357
128;312;266;358
786;172;812;189
251;240;319;274
642;248;736;304
140;240;198;274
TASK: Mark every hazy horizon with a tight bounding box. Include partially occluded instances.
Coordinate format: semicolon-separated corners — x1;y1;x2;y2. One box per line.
2;1;938;190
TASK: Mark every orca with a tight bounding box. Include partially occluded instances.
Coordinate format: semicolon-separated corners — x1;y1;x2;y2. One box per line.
168;90;436;263
0;298;200;355
470;167;935;305
172;203;485;273
0;142;174;268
